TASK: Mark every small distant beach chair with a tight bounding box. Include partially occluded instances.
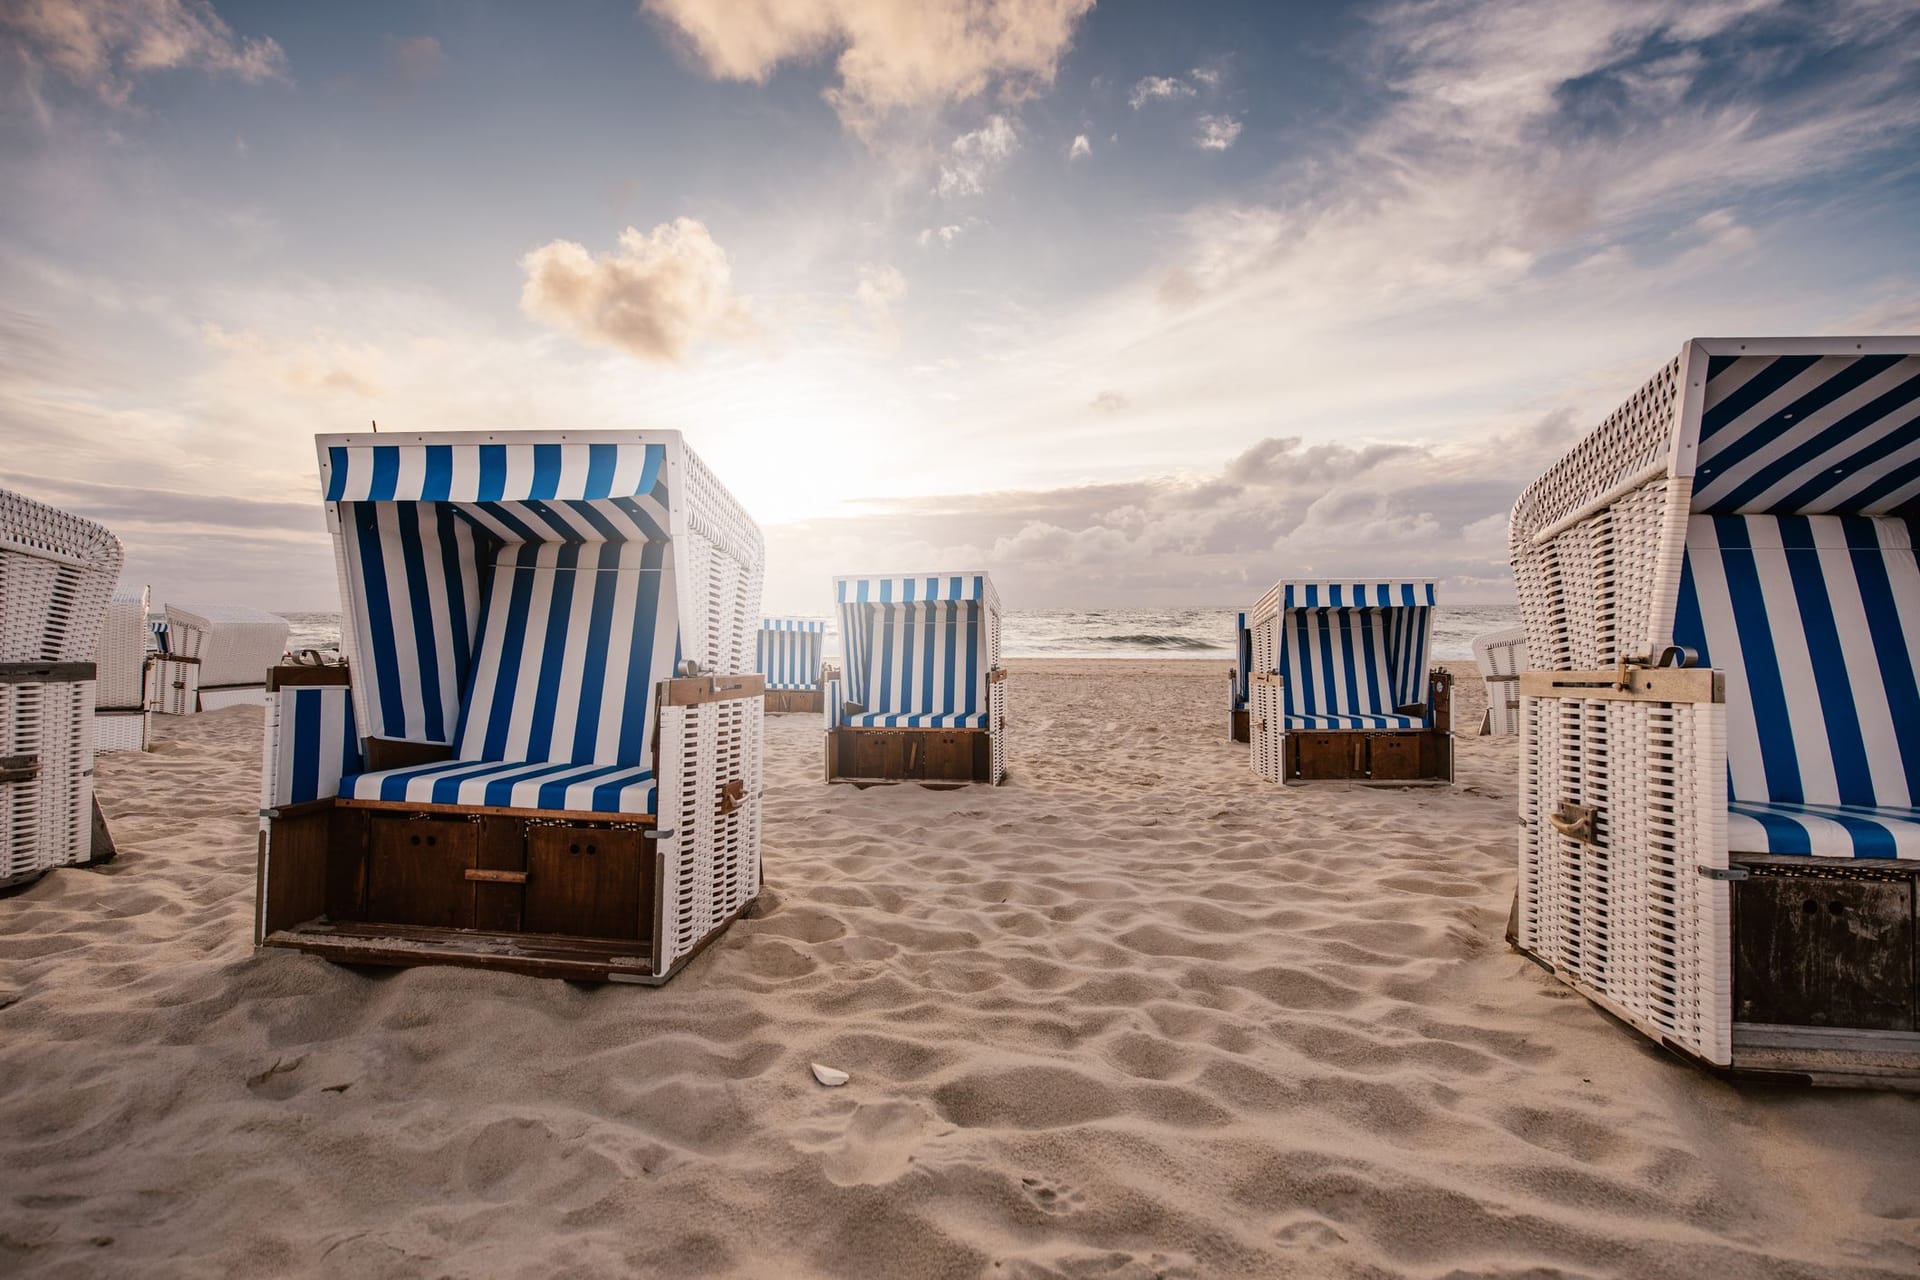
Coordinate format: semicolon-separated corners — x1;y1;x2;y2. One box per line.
256;430;765;983
147;603;289;713
92;587;152;753
1248;580;1454;784
1227;610;1251;743
1511;336;1920;1085
824;572;1006;785
1;487;122;887
758;617;828;713
1471;626;1527;736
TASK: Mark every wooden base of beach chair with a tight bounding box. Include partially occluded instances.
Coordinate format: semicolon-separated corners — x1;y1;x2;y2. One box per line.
1283;728;1453;783
1716;856;1920;1087
826;727;997;786
255;799;739;983
1229;710;1249;744
765;688;824;714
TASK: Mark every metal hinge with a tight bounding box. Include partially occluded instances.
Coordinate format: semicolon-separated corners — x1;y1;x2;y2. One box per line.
1697;865;1749;881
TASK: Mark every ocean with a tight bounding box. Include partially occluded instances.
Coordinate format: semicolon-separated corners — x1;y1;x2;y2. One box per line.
277;605;1520;662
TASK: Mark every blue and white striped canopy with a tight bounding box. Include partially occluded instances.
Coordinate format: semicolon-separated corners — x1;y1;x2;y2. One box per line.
1281;581;1437;609
760;617;825;633
834;573;996;606
1691;353;1920;515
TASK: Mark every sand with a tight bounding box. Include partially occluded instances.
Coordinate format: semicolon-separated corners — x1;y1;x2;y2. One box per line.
2;659;1916;1278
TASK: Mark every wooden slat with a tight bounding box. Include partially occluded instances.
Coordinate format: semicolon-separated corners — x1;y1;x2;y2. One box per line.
266;665;352;692
0;661;95;685
337;797;655;826
465;868;528;884
661;674;765;706
1520;667;1724;704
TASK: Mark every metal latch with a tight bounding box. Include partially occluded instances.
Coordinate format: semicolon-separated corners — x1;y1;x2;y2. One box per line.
1546;801;1596;844
719;779;746;814
1697;865;1749;881
0;753;39;784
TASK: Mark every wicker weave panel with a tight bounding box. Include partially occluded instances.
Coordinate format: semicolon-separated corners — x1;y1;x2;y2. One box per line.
0;680;94;879
1;488;124;663
1517;693;1729;1064
657;695;763;975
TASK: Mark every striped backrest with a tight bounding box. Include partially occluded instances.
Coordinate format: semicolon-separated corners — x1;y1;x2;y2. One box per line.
455;540;678;769
861;601;987;719
267;686;363;806
1675;514;1920;808
758;618;824;690
1280;607;1432;718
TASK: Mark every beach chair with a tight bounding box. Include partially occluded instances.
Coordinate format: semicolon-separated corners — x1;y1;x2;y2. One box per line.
1;487;122;887
255;430;766;983
1227;610;1251;743
1471;626;1527;736
758;617;827;713
1248;580;1454;784
92;587;152;753
1511;336;1920;1086
823;572;1006;785
148;603;289;712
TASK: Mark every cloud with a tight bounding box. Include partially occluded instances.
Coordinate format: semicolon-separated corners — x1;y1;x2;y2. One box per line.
1128;75;1195;108
937;114;1019;197
1090;389;1127;413
384;35;446;89
1190;65;1222;88
1068;132;1091;160
1195;113;1241;150
642;0;1094;134
917;224;966;248
200;324;384;398
518;218;755;362
855;262;907;321
2;0;286;105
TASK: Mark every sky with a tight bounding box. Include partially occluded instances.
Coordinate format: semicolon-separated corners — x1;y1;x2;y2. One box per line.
2;0;1917;616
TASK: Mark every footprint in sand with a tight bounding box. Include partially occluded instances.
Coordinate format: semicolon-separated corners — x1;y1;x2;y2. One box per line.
1019;1175;1086;1215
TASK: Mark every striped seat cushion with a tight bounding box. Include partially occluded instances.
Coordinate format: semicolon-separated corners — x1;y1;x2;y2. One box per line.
1676;514;1920;859
847;709;990;729
344;759;656;813
455;540;676;769
855;600;989;728
1280;608;1430;728
1728;801;1920;860
1284;713;1424;730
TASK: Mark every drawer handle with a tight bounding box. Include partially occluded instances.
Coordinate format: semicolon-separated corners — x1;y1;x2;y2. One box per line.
1548;802;1597;844
465;869;528;884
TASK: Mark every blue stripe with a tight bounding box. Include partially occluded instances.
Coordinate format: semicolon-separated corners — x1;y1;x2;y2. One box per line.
368;448;399;501
421;445;453;501
325;446;350;500
636;446;663;497
437;505;476;681
531;444;562;498
291;688;321;803
616;541;663;766
572;555;621;759
584;443;617;498
351;504;408;740
1717;517;1803;802
526;542;580;760
1699;355;1819;452
395;505;445;741
1780;516;1870;805
1713;359;1911;509
478;551;539;760
1851;530;1920;805
1729;804;1814;854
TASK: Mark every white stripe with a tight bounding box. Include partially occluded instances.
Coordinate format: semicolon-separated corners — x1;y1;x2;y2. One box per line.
1686;518;1765;802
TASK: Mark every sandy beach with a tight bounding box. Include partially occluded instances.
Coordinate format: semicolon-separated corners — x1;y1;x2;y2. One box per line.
1;658;1916;1278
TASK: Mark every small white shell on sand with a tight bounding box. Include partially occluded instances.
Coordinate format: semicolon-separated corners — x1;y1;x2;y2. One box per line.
811;1062;850;1087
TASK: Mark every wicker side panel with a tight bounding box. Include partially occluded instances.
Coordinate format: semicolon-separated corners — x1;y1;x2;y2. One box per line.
0;680;94;878
1510;356;1680;549
1514;476;1685;671
0;489;123;663
92;711;148;754
147;658;199;716
94;592;150;709
1251;680;1284;783
656;695;763;975
678;447;766;678
1518;693;1729;1064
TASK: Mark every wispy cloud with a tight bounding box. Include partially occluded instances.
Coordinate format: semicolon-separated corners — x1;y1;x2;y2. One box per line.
1068;132;1091;160
2;0;286;106
1127;74;1195;109
937;114;1019;197
1195;113;1241;150
643;0;1094;135
518;219;756;362
917;223;966;248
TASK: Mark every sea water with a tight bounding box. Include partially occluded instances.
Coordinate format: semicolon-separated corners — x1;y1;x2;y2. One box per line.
277;605;1520;662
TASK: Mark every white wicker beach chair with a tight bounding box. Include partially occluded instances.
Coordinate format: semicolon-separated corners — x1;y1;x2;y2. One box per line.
757;616;826;713
1471;626;1527;736
1510;336;1920;1085
1;487;122;886
256;431;765;983
91;587;152;752
823;573;1006;785
151;603;288;712
1248;580;1454;783
1228;610;1251;743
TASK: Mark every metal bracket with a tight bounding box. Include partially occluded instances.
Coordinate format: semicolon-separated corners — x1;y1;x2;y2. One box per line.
0;753;40;785
1697;865;1749;881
